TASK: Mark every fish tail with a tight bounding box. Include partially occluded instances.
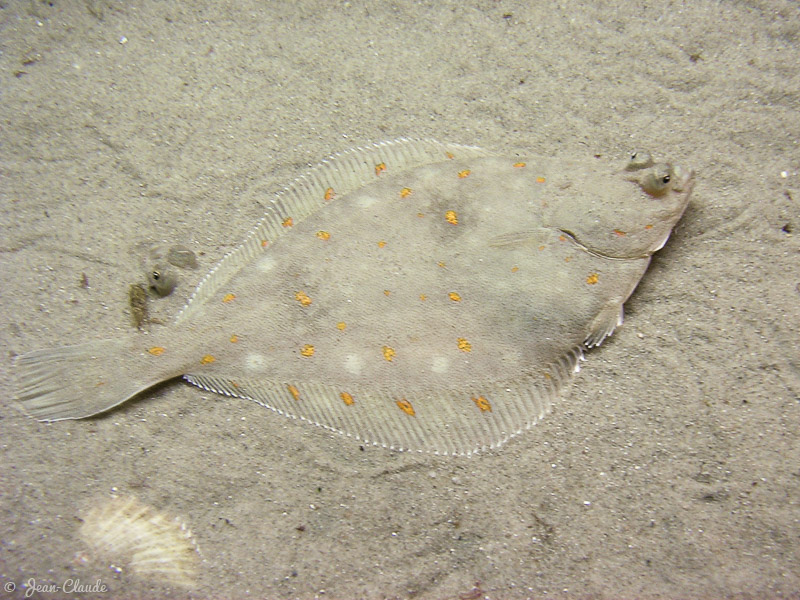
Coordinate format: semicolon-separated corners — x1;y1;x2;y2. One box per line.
14;338;181;421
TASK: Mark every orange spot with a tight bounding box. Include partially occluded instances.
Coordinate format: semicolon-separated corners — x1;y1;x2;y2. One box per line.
437;261;446;268
382;346;396;362
445;151;455;160
316;230;331;240
457;338;472;352
400;187;413;198
384;290;391;296
324;187;335;201
148;347;165;356
337;321;347;330
472;396;492;412
419;294;427;301
445;210;458;225
377;240;387;248
340;392;355;406
586;273;599;285
458;169;471;178
200;354;216;365
538;245;546;251
558;235;567;242
295;291;312;306
396;399;415;416
229;335;238;343
613;229;627;237
544;372;552;380
222;293;236;303
511;266;519;273
375;162;387;176
536;176;546;183
513;162;526;168
448;292;461;302
645;224;654;230
282;217;293;228
232;382;240;388
288;384;301;400
261;239;269;248
565;256;572;262
301;344;315;357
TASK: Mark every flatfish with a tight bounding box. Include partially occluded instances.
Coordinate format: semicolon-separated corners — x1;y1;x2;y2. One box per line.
14;139;694;455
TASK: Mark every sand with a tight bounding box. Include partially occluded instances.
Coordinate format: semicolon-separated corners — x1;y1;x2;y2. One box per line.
1;1;798;598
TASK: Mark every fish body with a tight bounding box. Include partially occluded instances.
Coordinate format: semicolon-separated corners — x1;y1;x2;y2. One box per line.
14;140;693;455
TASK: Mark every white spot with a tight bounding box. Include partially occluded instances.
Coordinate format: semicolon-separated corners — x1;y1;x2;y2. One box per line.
431;355;449;373
356;194;379;209
344;353;364;375
246;353;267;371
257;255;276;273
501;349;523;366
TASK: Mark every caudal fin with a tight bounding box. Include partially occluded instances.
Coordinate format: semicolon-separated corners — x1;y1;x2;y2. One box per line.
14;339;180;421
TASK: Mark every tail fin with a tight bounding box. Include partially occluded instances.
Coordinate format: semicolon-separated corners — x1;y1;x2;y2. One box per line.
14;338;180;421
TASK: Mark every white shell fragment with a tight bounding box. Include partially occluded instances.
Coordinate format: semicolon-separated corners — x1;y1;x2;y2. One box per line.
79;496;199;588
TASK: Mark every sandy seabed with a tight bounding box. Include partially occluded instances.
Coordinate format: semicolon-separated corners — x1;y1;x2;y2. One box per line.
1;1;798;599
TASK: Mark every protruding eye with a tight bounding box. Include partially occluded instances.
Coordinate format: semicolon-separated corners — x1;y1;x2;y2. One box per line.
640;163;674;196
147;263;178;297
626;150;654;171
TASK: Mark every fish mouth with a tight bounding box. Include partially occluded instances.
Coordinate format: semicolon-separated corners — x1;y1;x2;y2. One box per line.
669;164;695;196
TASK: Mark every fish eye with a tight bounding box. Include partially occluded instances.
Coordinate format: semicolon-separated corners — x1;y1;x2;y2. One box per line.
640;164;674;196
147;264;178;297
626;150;654;171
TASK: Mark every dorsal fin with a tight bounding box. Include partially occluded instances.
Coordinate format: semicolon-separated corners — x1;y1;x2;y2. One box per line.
176;139;492;324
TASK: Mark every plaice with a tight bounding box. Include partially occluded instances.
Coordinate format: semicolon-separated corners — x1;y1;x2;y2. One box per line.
14;139;694;455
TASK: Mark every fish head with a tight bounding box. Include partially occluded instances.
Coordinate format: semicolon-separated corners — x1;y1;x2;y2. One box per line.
545;151;695;259
619;151;695;256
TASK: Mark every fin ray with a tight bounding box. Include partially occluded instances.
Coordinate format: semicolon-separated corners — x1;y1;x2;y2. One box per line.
176;139;491;324
488;228;553;248
14;339;181;421
184;347;582;456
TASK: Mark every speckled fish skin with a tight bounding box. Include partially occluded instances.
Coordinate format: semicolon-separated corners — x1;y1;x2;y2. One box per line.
14;140;694;455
